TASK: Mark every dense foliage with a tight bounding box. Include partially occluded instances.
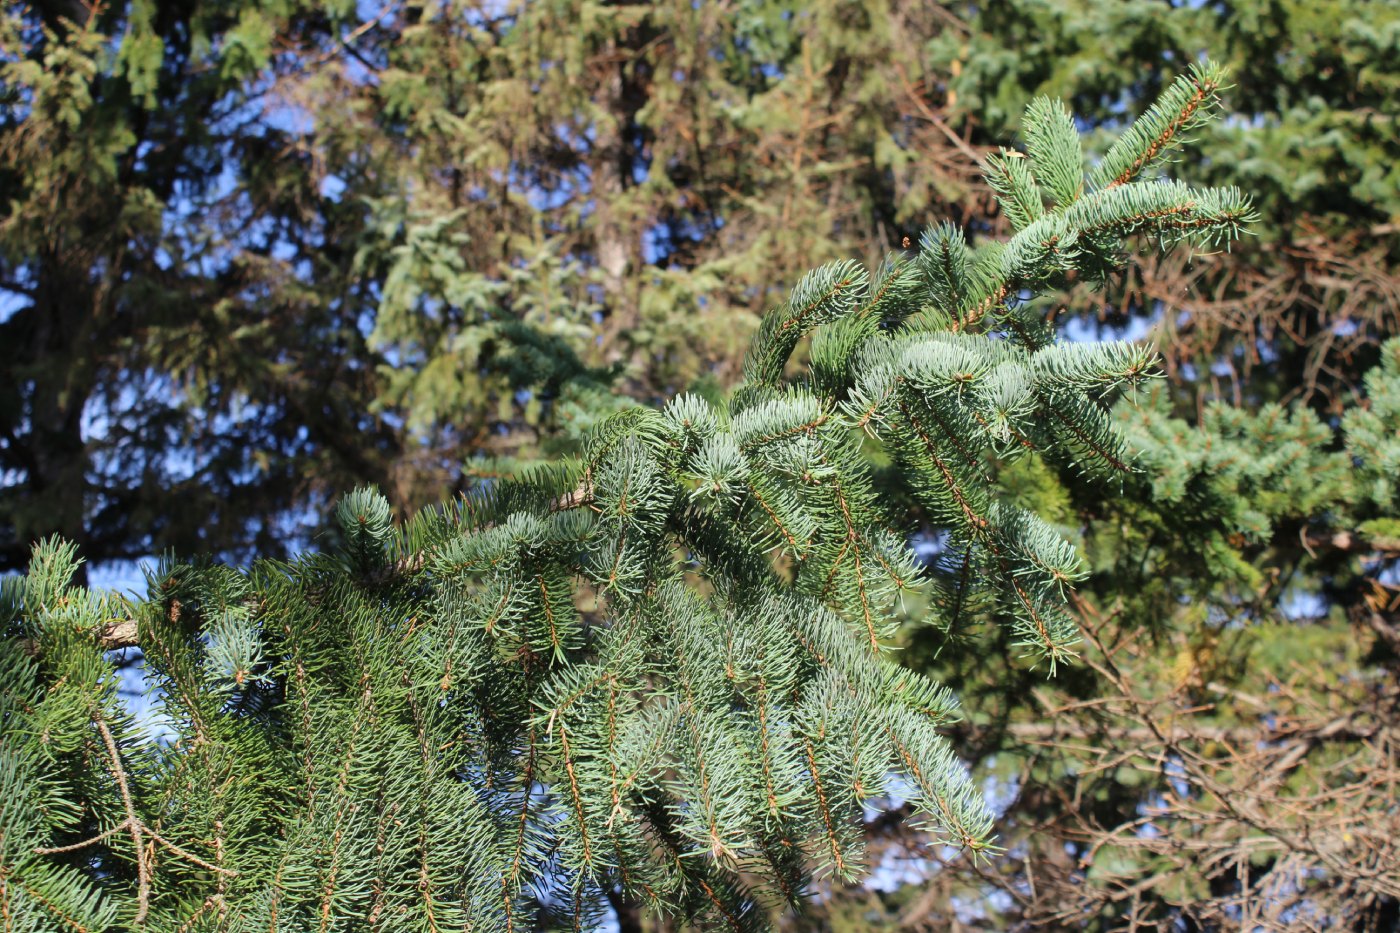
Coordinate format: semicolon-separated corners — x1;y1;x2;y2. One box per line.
0;0;995;574
816;4;1400;928
4;1;1398;929
1;76;1253;930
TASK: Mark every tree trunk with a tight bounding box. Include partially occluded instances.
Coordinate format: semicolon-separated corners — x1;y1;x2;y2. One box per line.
16;246;96;583
590;14;656;365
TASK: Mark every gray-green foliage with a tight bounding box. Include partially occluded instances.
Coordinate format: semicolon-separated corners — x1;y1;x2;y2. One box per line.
1120;335;1400;586
1343;338;1400;518
0;72;1251;931
931;1;1400;413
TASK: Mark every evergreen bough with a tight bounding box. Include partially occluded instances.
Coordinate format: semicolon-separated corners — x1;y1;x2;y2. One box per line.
1;69;1252;932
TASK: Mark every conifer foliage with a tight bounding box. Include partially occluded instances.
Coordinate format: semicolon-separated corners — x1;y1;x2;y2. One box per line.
0;70;1252;931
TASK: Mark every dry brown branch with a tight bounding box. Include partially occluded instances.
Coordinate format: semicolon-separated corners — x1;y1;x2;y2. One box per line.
1102;222;1400;405
791;593;1400;931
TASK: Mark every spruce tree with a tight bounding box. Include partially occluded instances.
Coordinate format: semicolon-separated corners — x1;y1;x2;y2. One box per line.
0;2;402;575
0;70;1252;931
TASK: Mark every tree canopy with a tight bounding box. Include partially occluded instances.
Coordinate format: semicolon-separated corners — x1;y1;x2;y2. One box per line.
3;1;1398;929
1;70;1259;931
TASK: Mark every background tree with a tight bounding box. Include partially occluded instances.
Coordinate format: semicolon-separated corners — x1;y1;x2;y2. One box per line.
2;0;996;577
0;2;419;578
270;0;997;497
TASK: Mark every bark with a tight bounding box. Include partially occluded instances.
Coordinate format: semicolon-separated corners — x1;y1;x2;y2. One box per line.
590;13;657;363
11;244;98;582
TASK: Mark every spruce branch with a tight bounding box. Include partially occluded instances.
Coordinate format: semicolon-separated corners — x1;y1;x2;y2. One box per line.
1023;96;1084;207
1092;62;1229;189
1;69;1258;931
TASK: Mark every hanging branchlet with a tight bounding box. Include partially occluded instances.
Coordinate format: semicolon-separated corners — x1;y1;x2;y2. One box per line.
2;67;1253;933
